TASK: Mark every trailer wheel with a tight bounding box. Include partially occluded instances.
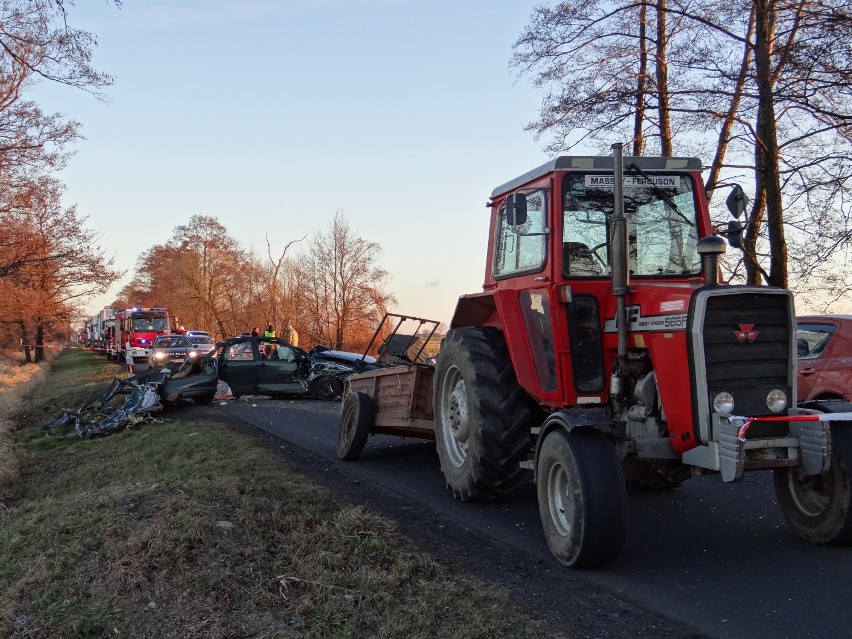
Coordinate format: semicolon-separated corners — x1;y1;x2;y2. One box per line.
537;428;627;568
774;408;852;545
434;327;531;501
314;376;343;401
337;392;374;461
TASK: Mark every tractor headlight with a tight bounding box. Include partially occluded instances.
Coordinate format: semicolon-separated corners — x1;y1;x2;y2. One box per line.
713;391;735;414
766;389;788;413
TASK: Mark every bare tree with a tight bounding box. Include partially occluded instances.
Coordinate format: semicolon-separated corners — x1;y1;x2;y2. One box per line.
264;233;306;331
295;212;396;350
513;0;852;302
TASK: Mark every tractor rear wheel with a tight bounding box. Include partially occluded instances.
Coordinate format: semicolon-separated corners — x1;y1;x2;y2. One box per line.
433;327;531;501
537;427;628;568
337;392;374;461
774;402;852;545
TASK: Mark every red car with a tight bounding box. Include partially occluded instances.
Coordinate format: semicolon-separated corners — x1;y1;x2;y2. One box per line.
796;315;852;402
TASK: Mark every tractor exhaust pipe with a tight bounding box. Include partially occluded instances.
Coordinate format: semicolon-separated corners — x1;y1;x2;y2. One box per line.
611;143;629;360
697;235;726;285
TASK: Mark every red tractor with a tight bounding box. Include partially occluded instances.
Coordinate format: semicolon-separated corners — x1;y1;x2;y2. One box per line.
340;145;852;567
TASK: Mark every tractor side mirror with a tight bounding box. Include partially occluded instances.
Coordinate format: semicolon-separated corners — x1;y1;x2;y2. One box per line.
726;185;749;219
506;193;527;226
726;220;744;249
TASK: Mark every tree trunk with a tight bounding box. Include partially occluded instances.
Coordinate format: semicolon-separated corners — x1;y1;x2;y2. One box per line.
18;320;32;364
655;0;673;155
705;8;756;197
754;0;787;288
633;1;648;156
34;323;44;363
743;184;766;285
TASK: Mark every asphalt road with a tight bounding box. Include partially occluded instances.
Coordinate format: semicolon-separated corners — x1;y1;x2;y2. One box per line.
210;397;852;639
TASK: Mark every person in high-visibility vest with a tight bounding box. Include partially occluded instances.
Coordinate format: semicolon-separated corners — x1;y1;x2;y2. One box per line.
263;325;275;358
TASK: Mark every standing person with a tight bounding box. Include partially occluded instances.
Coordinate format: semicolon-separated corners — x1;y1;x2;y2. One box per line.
285;323;299;348
251;327;260;337
124;339;135;377
263;324;275;358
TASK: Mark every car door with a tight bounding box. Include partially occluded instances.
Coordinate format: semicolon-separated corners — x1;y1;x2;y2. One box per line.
256;339;305;395
796;321;838;401
217;339;258;397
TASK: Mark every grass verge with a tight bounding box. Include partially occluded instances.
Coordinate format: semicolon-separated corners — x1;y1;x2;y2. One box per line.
1;349;561;639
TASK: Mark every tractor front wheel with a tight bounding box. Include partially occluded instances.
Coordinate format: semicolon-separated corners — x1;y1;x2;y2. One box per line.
537;428;628;568
774;410;852;545
433;327;531;501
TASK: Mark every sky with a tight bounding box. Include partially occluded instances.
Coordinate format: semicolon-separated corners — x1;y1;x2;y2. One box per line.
33;0;556;329
37;1;847;331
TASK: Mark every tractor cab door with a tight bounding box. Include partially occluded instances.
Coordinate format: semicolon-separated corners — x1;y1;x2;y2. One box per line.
559;175;610;397
492;187;560;401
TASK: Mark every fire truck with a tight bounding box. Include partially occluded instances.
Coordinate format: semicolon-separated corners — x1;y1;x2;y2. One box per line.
338;145;852;567
114;307;172;363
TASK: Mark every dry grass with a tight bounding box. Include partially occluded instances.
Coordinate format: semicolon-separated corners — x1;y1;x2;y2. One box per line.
0;350;562;639
0;353;52;487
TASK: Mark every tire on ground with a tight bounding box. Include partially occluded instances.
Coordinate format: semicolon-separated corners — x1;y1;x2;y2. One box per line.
337;392;374;461
433;327;532;501
314;375;343;401
537;427;628;568
774;400;852;545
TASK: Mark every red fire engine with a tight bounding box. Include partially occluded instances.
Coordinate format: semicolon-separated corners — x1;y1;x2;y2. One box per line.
114;307;172;363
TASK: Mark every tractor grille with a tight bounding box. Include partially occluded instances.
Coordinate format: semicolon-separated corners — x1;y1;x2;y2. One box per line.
699;291;792;417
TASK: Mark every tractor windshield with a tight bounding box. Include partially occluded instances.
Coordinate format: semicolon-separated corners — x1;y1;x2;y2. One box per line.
561;172;700;277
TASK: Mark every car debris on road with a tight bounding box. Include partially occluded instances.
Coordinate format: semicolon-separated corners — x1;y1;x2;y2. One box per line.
42;355;217;438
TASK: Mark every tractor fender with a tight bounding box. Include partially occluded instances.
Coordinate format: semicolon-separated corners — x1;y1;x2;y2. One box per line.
533;408;615;476
450;292;499;329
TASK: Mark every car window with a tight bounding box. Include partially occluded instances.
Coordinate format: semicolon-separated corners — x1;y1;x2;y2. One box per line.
264;343;296;361
796;324;835;359
189;336;214;345
276;345;296;361
224;342;255;361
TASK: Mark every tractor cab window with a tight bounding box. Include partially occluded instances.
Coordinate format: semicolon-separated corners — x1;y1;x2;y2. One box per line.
493;189;547;278
562;173;700;277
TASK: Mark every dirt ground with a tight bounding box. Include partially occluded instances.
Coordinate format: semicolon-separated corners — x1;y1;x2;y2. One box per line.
214;410;709;639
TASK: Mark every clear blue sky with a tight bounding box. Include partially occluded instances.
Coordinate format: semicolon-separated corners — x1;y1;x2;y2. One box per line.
34;0;559;328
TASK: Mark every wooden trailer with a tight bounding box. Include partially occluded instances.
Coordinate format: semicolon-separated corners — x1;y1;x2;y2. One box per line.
336;314;441;460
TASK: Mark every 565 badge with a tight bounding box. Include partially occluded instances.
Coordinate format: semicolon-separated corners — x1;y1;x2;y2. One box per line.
604;306;688;332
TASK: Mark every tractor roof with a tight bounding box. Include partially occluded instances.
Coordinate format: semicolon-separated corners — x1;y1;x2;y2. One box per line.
490;156;703;198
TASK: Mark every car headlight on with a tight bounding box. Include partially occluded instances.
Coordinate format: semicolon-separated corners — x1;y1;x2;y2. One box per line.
713;391;735;414
188;350;197;358
153;351;166;360
766;389;788;413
